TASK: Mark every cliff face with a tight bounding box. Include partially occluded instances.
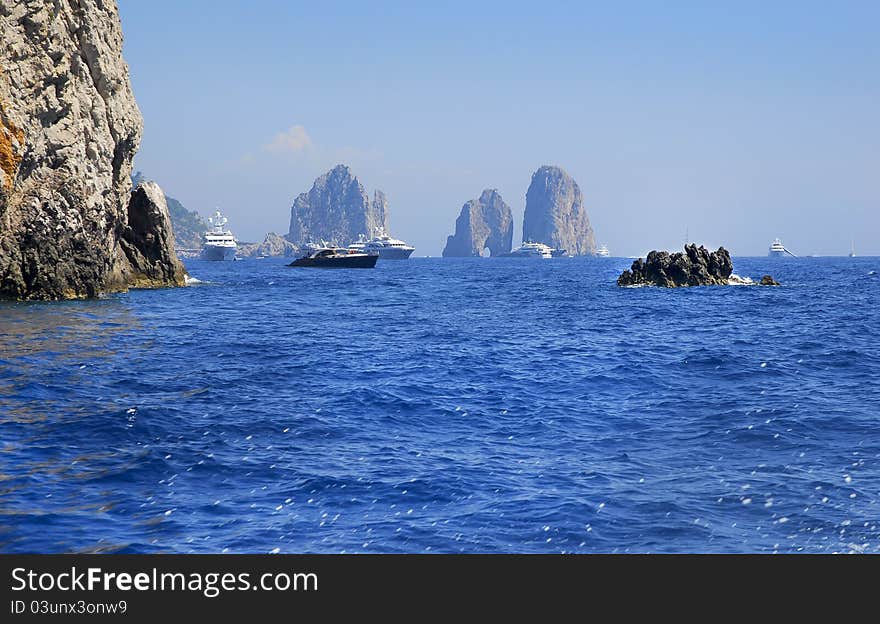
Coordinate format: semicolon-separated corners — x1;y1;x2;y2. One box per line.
522;165;595;256
120;181;186;287
442;189;513;257
0;0;184;300
286;164;389;245
133;171;206;249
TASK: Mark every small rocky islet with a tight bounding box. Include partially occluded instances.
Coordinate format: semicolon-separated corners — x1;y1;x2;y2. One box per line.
617;244;779;288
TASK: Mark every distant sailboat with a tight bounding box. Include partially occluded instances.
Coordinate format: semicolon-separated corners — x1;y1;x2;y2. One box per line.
849;239;856;258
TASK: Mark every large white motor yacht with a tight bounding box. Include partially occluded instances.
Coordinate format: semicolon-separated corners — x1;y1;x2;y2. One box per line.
769;238;795;258
200;211;237;261
596;244;611;258
363;228;415;259
504;241;553;259
347;234;368;254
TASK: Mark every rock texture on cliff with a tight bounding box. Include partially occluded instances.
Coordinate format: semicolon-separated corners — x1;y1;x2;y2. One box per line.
133;171;206;249
442;189;513;257
120;182;186;287
617;244;734;287
286;164;389;245
237;232;300;258
523;165;595;256
0;0;184;299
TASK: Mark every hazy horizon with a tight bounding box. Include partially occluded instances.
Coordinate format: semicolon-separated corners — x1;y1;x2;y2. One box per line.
119;1;878;257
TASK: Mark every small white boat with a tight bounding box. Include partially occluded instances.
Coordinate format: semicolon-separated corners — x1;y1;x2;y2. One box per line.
596;244;610;258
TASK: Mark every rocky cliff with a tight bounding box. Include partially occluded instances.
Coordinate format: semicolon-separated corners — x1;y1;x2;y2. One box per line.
120;181;186;287
286;164;389;245
133;171;206;249
442;189;513;257
237;232;300;258
0;0;184;300
522;165;595;256
617;244;733;287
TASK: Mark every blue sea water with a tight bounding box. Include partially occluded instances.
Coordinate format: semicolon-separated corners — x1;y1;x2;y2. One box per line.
0;256;878;554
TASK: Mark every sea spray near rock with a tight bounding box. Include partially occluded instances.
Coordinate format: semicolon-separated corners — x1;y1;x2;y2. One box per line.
0;0;184;300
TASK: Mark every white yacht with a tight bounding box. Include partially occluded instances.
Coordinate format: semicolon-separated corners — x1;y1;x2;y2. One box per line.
363;227;415;259
596;244;611;258
347;234;368;254
503;241;553;259
769;238;795;258
301;241;328;254
200;211;237;261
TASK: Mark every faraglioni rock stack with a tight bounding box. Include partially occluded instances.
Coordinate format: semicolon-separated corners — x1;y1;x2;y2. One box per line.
442;189;513;257
286;164;389;245
617;244;734;287
0;0;185;300
523;165;596;256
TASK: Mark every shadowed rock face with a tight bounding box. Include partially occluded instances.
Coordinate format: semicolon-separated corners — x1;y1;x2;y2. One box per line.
442;189;513;257
0;0;184;300
286;164;389;246
119;182;186;288
523;165;595;256
617;244;733;287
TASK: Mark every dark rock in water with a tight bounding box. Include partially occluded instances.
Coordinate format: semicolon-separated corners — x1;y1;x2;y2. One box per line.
0;1;184;300
119;182;187;288
523;165;596;256
133;171;207;250
442;189;513;257
760;275;781;286
617;244;733;287
286;164;389;246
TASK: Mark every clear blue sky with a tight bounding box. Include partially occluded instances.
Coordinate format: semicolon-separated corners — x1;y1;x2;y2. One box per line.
119;0;879;256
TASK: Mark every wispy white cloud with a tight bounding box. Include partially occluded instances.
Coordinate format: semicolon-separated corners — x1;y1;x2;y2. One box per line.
264;125;313;153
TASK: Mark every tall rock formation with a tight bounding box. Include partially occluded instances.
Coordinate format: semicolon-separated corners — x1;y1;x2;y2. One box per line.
522;165;596;256
286;164;389;245
120;181;187;287
0;0;184;299
133;171;206;249
442;189;513;257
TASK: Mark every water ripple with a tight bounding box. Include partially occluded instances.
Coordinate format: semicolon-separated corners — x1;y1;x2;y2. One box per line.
0;256;878;553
